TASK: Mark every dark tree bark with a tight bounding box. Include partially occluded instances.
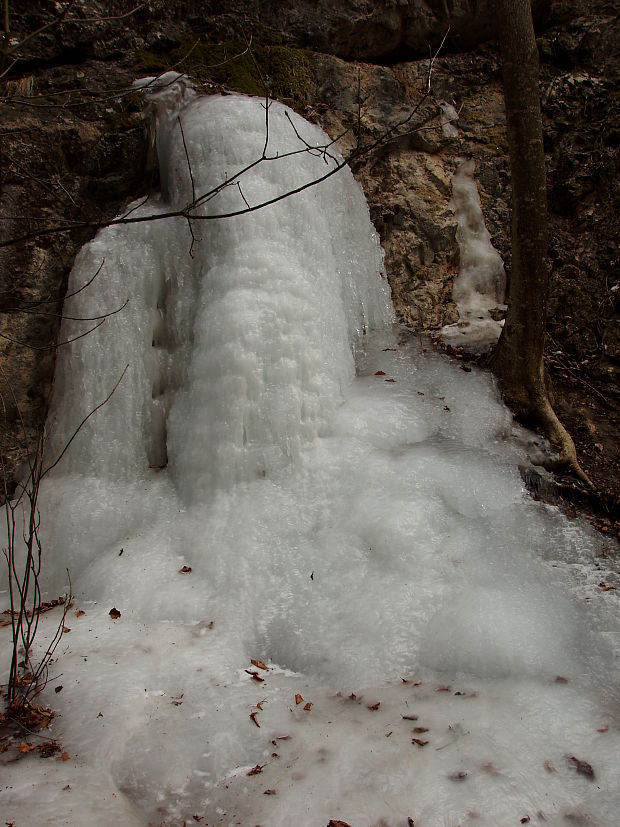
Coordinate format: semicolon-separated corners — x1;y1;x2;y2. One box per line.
491;0;590;485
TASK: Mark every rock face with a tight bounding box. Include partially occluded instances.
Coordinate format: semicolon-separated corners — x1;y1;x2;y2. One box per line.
0;0;617;494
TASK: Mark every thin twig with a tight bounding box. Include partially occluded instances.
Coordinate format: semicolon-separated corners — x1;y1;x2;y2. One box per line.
42;364;129;477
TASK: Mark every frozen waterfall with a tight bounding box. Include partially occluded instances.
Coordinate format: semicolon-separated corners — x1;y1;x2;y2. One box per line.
1;81;619;827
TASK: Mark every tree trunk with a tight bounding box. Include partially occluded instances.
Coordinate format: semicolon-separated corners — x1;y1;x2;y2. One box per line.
491;0;590;485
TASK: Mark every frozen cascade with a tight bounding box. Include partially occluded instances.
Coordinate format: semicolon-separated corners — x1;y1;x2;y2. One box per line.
1;80;619;826
442;159;507;351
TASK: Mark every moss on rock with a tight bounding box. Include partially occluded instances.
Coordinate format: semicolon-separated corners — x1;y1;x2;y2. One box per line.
137;38;311;107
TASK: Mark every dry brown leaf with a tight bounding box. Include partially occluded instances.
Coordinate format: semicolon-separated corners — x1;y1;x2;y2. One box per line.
328;821;353;827
568;755;595;779
303;702;313;711
249;712;260;728
19;741;35;753
413;726;429;733
179;566;192;574
374;371;386;376
295;693;304;705
263;788;276;795
251;658;268;671
412;738;429;747
60;751;70;762
109;607;121;620
385;378;396;383
402;714;419;721
74;609;86;618
367;702;380;711
38;740;62;758
247;764;263;776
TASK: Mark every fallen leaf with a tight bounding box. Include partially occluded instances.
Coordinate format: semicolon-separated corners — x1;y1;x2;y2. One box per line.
402;715;419;721
412;738;429;747
328;821;353;827
62;626;71;633
568;755;595;779
385;731;392;737
374;370;386;376
448;771;468;781
520;818;530;824
263;788;276;795
18;741;35;753
599;582;616;591
109;607;121;620
413;726;429;733
247;764;263;776
38;740;62;758
385;378;396;383
55;685;63;694
251;658;268;671
303;702;313;711
60;751;70;762
0;739;11;753
249;712;260;728
295;694;304;705
178;566;192;574
408;820;415;827
245;669;264;682
74;610;86;618
192;816;204;823
436;685;451;692
597;725;609;733
367;702;380;711
170;694;184;706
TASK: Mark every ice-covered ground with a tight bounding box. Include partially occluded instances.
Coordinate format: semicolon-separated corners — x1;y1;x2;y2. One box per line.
1;84;619;826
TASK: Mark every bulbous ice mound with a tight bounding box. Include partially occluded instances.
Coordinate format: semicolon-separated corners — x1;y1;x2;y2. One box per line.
46;94;392;497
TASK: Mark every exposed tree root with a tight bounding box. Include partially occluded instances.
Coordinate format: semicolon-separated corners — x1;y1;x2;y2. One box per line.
495;373;595;491
535;395;594;489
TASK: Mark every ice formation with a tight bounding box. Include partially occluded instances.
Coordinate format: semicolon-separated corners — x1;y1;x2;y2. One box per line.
440;101;460;139
1;81;619;827
442;158;507;350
